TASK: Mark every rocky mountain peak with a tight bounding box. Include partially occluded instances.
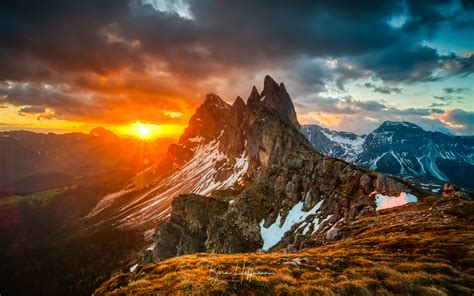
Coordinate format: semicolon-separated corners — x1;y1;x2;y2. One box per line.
204;93;229;109
263;74;280;93
376;121;424;133
233;96;246;109
252;75;300;130
247;86;261;103
178;94;231;144
302;121;474;189
219;96;249;157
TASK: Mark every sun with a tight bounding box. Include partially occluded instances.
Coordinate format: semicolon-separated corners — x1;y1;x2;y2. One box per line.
115;121;183;140
137;123;151;139
128;121;156;140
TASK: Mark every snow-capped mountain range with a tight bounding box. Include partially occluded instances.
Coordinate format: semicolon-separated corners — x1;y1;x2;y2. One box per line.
301;122;474;189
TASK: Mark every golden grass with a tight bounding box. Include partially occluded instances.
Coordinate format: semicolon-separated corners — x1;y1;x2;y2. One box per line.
0;186;71;208
95;197;474;295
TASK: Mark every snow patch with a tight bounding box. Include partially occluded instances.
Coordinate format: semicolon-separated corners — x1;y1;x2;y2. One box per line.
259;200;324;251
312;214;333;233
375;192;417;210
188;136;204;143
130;263;138;272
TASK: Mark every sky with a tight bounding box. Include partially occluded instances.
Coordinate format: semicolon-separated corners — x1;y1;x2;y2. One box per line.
0;0;473;138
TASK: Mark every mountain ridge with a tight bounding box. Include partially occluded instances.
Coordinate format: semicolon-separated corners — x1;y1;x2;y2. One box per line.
302;121;474;189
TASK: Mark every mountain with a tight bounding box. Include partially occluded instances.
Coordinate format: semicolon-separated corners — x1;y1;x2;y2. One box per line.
301;124;366;161
84;76;424;252
85;76;434;262
0;129;176;295
0;129;175;193
302;122;474;189
2;76;472;295
95;76;473;295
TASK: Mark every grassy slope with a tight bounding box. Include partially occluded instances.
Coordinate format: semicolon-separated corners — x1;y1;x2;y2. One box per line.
96;196;474;295
0;173;146;296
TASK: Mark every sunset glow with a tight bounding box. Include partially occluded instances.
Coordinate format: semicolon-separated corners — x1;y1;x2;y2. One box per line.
125;122;159;140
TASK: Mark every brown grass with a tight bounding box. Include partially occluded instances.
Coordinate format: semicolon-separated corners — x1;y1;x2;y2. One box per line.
95;197;474;295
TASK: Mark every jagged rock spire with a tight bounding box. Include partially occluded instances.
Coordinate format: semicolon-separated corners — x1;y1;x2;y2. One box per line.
254;75;300;130
247;86;261;104
262;75;279;95
178;93;231;143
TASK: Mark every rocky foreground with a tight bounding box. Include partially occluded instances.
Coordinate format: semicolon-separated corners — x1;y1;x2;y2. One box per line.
96;195;473;295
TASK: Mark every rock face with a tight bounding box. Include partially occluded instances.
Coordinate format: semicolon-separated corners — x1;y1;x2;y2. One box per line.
154;194;228;261
302;122;474;189
151;76;426;261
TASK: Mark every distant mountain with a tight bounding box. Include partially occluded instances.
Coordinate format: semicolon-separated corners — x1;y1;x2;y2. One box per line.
0;128;176;295
0;129;175;193
302;122;474;189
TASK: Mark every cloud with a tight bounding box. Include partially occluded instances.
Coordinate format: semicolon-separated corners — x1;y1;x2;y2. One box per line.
19;105;47;114
364;82;403;94
296;92;472;135
0;0;472;133
433;109;474;134
443;87;470;94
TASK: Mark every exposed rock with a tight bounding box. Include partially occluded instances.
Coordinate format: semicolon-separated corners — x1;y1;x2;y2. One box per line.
325;219;345;242
442;183;473;200
179;93;231;143
153;194;228;261
359;174;373;195
374;174;411;196
219;96;248;157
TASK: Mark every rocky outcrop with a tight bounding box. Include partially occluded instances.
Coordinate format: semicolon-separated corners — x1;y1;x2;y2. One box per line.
152;76;425;260
153;194;228;261
441;183;473;200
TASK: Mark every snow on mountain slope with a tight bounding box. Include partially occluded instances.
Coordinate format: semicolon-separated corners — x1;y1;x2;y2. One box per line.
83;94;251;231
302;121;474;189
259;199;324;250
85;138;249;230
301;125;365;162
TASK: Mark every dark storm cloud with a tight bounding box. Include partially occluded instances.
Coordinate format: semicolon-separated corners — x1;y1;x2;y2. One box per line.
0;0;138;80
0;81;85;108
0;0;472;128
1;0;461;82
357;44;442;83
